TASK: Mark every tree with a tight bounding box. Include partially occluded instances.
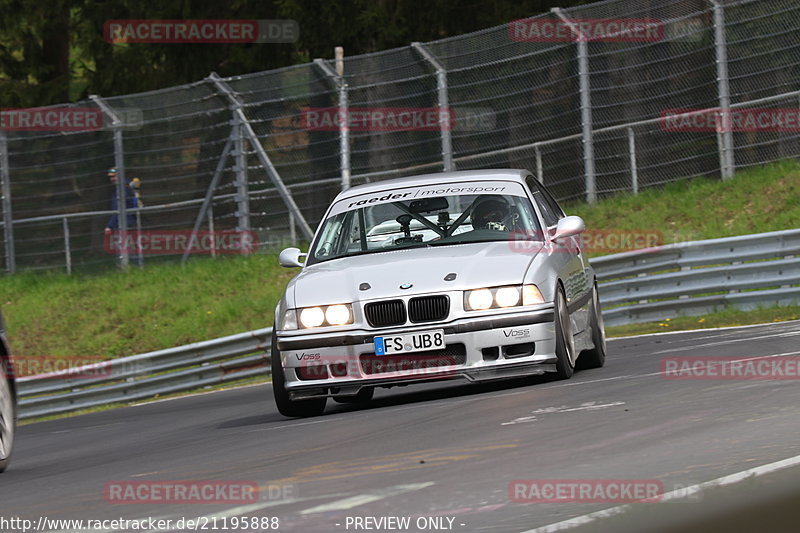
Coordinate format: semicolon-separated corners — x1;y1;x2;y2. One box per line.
1;0;588;107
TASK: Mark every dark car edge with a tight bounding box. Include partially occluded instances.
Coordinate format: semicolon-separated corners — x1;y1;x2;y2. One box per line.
0;309;17;473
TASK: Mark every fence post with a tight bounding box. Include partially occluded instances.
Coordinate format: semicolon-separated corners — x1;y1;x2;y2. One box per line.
627;127;639;194
534;144;543;184
182;131;235;265
553;8;596;203
313;57;352;190
0;131;15;273
208;73;314;240
711;0;735;180
208;203;216;258
91;95;129;269
289;211;297;246
62;217;72;275
412;42;454;172
232;114;251;232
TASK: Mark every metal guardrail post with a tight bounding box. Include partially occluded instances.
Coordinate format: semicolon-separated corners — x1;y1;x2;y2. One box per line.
182;132;234;264
553;8;597;203
412;42;454;172
338;82;351;190
313;58;353;190
62;217;72;275
208;203;217;258
0;131;15;273
135;208;144;268
628;127;639;194
711;0;735;180
233;114;251;233
91;95;130;269
208;73;314;240
534;144;543;184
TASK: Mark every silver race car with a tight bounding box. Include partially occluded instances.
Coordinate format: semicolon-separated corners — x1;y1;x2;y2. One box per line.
272;169;606;417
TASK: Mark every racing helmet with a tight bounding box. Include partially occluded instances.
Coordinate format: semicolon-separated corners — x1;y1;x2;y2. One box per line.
471;196;511;230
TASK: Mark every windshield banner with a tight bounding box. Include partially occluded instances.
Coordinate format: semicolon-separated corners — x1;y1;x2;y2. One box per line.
329;180;527;217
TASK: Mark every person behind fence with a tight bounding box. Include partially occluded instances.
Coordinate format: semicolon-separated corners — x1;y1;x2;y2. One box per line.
104;167;142;266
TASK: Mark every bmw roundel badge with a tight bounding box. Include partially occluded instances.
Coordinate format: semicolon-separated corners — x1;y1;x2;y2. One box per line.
399;283;413;289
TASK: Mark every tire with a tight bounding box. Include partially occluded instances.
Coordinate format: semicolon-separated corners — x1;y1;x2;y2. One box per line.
577;283;607;370
333;387;374;404
0;365;15;473
553;286;575;380
271;331;327;418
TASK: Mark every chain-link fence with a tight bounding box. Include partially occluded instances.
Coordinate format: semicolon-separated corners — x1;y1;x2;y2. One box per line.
2;0;799;274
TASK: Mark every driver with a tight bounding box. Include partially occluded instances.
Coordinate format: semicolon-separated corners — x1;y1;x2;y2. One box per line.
471;196;511;231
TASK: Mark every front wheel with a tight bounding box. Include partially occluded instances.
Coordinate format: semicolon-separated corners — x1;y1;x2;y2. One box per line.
577;283;607;370
0;364;16;473
553;287;575;380
271;331;327;418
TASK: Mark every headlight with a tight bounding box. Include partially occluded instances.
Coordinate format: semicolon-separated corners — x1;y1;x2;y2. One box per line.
495;286;520;307
299;307;325;328
522;284;545;305
281;309;298;330
295;304;354;329
325;304;351;325
465;284;544;311
467;288;493;311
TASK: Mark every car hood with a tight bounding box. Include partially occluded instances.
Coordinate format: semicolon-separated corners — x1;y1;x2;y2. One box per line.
288;242;537;306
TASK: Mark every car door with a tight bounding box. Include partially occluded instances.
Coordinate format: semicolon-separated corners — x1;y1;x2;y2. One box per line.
524;176;591;317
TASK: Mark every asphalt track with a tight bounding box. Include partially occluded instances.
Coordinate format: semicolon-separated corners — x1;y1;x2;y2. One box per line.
2;321;799;533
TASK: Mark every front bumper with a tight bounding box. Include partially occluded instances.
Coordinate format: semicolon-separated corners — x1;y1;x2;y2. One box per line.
276;306;558;399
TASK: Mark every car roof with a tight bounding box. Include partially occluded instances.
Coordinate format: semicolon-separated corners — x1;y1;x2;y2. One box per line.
333;169;530;201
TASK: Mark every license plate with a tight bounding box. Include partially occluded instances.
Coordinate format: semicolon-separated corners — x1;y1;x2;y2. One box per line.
374;330;445;356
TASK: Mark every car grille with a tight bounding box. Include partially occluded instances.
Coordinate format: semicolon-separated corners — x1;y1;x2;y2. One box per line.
364;299;406;327
408;295;449;323
360;343;467;375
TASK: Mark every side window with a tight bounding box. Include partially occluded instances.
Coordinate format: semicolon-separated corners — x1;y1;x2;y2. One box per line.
538;183;566;220
526;176;560;227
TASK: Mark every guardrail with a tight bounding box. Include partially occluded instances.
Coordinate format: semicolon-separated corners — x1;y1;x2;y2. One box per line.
15;328;273;419
15;228;800;419
592;228;800;326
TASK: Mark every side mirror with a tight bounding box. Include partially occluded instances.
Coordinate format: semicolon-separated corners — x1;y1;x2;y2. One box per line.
552;216;585;242
279;247;306;268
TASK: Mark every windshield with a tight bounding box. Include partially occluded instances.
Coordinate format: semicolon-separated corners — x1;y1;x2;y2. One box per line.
307;180;542;265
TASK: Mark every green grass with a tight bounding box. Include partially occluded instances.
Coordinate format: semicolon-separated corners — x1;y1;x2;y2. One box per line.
606;305;800;338
2;253;294;358
565;159;800;253
2;160;799;360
